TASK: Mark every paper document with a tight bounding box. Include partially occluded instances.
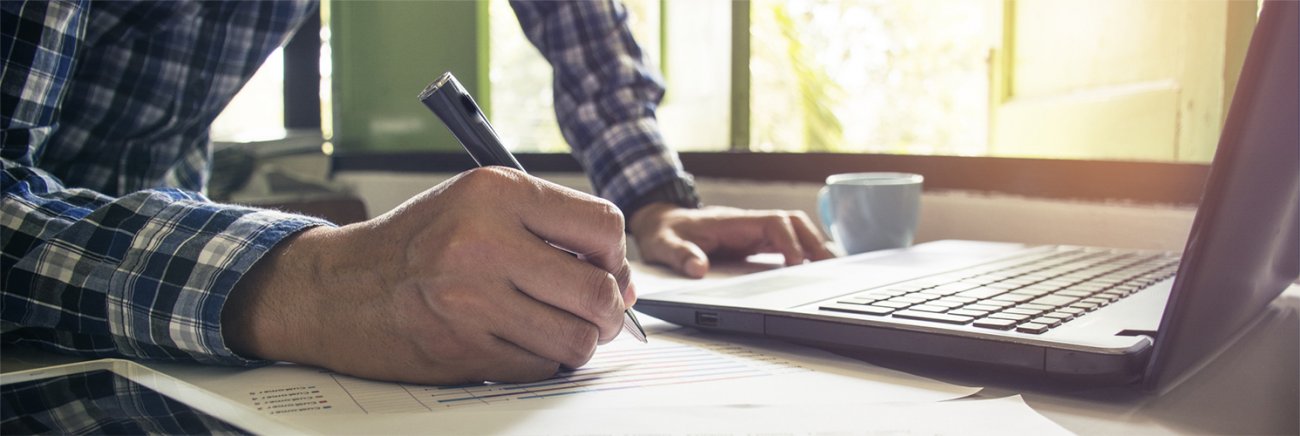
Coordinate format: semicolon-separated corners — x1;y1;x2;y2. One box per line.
154;323;977;416
148;261;997;433
276;395;1072;435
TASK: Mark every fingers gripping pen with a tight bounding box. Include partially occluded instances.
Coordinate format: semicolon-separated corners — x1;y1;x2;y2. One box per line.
419;71;648;343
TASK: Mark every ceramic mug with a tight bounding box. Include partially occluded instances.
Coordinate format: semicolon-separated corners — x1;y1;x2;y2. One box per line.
817;172;923;255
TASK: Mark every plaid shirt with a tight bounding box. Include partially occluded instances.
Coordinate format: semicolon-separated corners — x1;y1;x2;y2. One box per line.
2;0;687;365
511;1;692;211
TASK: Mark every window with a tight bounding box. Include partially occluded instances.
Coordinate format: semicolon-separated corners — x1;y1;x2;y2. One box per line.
487;0;662;153
312;1;1248;205
488;0;732;152
216;1;1257;165
748;0;990;155
315;0;1256;168
481;0;1258;163
211;49;286;143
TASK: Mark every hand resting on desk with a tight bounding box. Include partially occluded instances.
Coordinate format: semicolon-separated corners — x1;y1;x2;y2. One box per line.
222;167;634;385
629;203;836;278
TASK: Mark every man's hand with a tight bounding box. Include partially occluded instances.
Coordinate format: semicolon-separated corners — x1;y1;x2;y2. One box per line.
628;203;836;278
223;167;634;385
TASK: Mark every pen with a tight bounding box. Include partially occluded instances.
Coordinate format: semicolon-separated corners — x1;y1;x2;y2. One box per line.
419;71;648;344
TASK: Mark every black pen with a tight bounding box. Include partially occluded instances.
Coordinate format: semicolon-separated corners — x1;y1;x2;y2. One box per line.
419;71;647;343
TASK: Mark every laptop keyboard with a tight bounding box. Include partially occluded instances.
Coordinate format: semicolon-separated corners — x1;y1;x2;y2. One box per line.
818;247;1180;334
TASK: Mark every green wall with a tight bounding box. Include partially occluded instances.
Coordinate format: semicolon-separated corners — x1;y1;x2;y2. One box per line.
330;1;487;152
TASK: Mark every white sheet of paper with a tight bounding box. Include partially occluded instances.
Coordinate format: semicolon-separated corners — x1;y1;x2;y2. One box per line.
272;395;1070;435
151;260;992;432
153;324;977;417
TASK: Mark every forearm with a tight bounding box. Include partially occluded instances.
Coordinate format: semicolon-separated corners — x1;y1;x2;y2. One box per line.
223;226;333;364
2;161;331;364
510;0;696;216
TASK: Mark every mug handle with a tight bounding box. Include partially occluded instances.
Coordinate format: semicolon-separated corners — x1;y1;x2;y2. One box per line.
817;186;834;237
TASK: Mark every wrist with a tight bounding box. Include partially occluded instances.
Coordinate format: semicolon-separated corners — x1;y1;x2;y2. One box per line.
628;202;681;239
623;178;701;231
223;226;333;364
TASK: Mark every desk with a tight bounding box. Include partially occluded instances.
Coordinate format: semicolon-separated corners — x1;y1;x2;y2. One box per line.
846;285;1299;435
3;268;1296;434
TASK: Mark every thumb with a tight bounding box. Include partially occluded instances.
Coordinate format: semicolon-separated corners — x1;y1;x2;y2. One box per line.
643;234;710;278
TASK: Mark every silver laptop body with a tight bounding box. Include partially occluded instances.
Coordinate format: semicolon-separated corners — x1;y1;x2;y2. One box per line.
637;0;1298;393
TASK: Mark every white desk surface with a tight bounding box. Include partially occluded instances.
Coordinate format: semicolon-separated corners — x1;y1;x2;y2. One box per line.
873;285;1299;435
3;263;1296;435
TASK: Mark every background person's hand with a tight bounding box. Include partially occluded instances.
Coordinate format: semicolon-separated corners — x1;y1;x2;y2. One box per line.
223;167;634;385
628;203;836;278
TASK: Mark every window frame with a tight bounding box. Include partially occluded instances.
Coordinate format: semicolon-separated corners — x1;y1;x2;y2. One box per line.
310;1;1220;207
331;151;1210;206
283;6;322;131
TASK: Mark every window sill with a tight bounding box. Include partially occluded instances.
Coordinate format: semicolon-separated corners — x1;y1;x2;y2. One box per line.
331;151;1209;206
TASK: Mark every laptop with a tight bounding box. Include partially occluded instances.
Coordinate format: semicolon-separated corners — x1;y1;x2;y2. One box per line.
637;0;1298;393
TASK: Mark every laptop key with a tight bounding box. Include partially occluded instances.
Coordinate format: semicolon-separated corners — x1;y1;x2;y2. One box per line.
909;304;952;313
1069;302;1101;311
1081;297;1110;305
974;299;1015;308
963;303;1004;312
972;318;1019;330
820;304;895;316
890;295;932;304
990;293;1035;303
1030;317;1064;327
892;310;975;324
947;309;989;318
1030;295;1078;307
1055;289;1093;298
1003;307;1045;316
926;283;982;295
873;300;913;309
956;287;1006;299
1016;303;1055;311
937;296;978;304
861;290;906;299
1016;323;1051;334
988;312;1032;322
1071;283;1110;293
925;300;967;309
1008;288;1053;297
1044;311;1076;320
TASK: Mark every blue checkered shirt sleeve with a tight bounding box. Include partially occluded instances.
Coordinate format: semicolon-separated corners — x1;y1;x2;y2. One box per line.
510;0;695;215
1;0;326;365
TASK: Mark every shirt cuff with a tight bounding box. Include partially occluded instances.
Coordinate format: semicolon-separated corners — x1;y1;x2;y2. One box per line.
621;177;702;224
109;205;333;366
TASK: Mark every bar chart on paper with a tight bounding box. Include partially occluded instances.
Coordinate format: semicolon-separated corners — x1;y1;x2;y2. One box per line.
319;337;808;413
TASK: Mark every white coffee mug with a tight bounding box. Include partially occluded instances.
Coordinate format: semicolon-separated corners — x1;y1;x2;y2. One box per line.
817;172;923;255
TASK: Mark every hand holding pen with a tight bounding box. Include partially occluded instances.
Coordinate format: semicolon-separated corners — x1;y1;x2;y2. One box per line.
419;71;648;343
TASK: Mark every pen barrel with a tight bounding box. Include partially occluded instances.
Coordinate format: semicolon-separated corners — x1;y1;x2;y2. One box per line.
419;72;525;171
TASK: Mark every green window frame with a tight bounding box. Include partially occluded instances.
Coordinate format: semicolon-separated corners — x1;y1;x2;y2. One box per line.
323;1;1238;206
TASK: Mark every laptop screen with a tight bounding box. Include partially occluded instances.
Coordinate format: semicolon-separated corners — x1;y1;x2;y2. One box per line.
1144;0;1300;393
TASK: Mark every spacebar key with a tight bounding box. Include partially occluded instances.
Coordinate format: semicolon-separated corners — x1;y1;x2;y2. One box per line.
892;310;975;324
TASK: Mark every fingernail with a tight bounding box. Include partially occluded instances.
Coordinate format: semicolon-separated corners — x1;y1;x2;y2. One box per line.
621;280;638;306
685;258;708;278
